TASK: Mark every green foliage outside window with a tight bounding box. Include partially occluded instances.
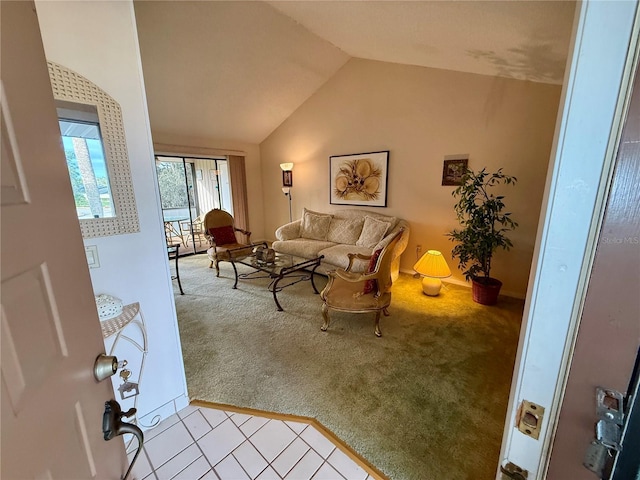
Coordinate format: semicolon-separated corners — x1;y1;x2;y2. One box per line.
156;162;190;209
65;147;111;209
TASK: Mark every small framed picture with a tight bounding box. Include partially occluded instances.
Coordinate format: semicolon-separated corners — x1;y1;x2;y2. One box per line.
282;170;293;187
442;156;468;186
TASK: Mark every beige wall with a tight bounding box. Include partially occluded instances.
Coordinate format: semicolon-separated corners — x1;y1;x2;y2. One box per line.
260;58;562;297
151;132;265;241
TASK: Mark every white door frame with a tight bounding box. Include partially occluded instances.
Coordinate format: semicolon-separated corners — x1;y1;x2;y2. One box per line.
498;0;639;477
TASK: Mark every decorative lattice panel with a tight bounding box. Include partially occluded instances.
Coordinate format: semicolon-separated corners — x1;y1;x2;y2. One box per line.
48;62;139;237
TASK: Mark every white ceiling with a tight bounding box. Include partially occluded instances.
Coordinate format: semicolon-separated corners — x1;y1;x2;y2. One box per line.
134;1;576;145
268;1;576;84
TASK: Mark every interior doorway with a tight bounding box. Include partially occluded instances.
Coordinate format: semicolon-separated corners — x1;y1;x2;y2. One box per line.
155;155;232;255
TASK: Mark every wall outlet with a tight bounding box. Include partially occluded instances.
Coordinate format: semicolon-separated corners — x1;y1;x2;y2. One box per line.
416;244;422;259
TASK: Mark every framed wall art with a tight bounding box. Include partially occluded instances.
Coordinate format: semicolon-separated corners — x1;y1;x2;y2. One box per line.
441;156;469;186
330;151;389;207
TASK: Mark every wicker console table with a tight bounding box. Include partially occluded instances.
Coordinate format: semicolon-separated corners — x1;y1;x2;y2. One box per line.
100;303;158;443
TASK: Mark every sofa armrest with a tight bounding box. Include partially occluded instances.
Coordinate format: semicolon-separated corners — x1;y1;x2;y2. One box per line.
275;220;302;241
374;220;410;259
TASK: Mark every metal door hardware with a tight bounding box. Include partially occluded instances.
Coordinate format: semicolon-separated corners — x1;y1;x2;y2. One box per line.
596;419;622;450
103;399;144;480
596;387;624;424
584;386;629;478
516;400;545;440
584;440;614;477
500;462;528;479
93;354;118;382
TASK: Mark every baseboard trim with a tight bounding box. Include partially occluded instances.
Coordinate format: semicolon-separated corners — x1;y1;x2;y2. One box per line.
190;399;388;480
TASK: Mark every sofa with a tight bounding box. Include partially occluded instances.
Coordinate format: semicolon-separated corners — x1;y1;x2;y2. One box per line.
272;208;410;281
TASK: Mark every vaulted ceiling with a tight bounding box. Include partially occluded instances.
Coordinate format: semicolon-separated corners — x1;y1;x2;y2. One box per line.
134;1;576;145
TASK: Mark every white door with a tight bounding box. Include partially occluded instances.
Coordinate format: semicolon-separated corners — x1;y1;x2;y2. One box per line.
1;2;127;478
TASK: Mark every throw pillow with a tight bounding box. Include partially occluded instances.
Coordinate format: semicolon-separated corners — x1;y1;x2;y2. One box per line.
208;225;237;245
300;208;333;241
326;217;365;244
356;216;392;248
363;248;383;294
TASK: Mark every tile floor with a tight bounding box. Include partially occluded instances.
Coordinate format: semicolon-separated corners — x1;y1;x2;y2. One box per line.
129;404;379;480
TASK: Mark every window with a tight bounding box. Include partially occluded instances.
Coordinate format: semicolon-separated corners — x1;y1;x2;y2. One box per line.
57;101;114;219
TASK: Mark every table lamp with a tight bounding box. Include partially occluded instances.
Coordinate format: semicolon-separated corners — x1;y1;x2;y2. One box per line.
413;250;451;296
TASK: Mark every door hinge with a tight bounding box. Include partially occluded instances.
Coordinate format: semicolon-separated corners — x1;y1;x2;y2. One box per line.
500;462;528;480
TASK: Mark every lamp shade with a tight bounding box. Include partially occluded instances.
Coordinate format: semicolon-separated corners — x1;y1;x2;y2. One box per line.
413;250;451;296
280;163;294;171
413;250;451;278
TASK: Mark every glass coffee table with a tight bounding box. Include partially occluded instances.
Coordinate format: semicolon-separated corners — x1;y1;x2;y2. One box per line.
226;243;324;311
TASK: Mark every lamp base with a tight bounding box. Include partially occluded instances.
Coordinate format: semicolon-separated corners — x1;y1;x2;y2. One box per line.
421;277;442;296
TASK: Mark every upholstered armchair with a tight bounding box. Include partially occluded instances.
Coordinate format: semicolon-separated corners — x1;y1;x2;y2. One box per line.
203;209;252;276
320;229;404;337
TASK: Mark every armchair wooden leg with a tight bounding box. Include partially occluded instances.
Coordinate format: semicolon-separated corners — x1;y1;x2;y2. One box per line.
374;311;382;337
321;303;330;332
383;307;390;316
214;259;220;277
209;261;213;268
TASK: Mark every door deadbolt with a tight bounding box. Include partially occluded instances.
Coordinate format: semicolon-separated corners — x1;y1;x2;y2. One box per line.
94;354;118;382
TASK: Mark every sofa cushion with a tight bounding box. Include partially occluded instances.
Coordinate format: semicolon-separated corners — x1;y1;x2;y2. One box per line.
319;244;372;272
272;239;336;259
300;208;333;241
356;215;392;248
326;217;365;245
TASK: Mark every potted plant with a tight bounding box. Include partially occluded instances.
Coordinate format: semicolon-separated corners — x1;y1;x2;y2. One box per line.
447;167;518;305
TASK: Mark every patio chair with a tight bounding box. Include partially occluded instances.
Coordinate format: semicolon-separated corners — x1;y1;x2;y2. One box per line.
164;219;184;246
179;216;205;247
203;209;252;276
320;229;404;337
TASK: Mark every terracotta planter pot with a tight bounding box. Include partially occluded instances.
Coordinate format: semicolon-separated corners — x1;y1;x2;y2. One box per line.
471;277;503;305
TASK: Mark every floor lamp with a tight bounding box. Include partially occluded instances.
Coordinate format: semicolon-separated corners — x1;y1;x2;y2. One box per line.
280;163;293;223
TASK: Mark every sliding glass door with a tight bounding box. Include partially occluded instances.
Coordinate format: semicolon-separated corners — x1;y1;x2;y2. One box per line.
155;155;231;255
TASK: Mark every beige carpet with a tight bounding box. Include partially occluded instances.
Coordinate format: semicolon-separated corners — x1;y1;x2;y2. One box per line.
173;254;523;480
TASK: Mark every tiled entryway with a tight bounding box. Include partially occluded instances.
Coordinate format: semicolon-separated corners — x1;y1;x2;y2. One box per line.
129;403;381;480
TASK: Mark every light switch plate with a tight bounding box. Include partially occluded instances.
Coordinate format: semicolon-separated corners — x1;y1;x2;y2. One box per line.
85;245;100;268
